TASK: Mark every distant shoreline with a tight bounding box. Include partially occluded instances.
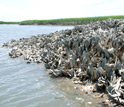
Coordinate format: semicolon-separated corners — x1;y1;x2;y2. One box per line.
1;15;124;25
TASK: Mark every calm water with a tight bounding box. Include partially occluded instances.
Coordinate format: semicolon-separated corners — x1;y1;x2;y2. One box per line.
0;25;102;107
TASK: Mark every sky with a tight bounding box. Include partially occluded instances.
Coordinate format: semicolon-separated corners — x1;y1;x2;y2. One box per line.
0;0;124;21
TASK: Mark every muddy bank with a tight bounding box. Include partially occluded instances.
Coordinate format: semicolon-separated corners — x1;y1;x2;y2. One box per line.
3;18;124;106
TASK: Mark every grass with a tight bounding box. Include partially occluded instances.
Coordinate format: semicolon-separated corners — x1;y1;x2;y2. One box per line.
1;15;124;25
0;21;19;24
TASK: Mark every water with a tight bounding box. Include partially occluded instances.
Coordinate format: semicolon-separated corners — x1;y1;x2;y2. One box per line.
0;25;102;107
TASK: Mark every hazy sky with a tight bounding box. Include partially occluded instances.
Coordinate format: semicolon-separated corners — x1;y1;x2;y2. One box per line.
0;0;124;21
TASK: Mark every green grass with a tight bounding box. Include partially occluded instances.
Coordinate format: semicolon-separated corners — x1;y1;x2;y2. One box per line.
0;21;19;24
1;15;124;25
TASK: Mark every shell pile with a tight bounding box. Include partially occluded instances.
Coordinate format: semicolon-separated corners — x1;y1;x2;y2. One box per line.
3;18;124;105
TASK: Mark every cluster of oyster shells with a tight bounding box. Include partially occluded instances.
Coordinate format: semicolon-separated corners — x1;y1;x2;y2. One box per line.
3;18;124;105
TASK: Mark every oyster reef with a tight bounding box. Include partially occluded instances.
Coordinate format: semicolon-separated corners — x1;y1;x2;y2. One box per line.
3;19;124;105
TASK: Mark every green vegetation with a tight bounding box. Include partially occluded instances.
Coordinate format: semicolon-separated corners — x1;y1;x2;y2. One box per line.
19;15;124;25
1;15;124;25
0;21;19;24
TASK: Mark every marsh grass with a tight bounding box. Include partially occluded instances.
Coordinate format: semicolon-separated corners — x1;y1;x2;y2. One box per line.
1;15;124;25
0;21;19;24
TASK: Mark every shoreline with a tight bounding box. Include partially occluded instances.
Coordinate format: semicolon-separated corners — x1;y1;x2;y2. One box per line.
3;18;124;106
0;24;75;27
1;15;124;25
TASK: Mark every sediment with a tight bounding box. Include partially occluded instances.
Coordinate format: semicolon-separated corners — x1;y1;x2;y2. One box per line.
3;18;124;105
